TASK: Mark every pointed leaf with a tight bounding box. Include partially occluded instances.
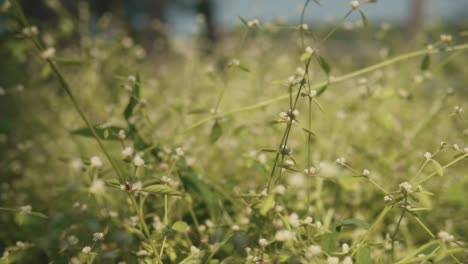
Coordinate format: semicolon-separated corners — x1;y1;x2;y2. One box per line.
420;54;431;71
172;221;188;232
302;127;316;137
143;184;183;196
430;159;443;176
124;73;140;120
260;193;275;216
359;10;369;28
210;121;222;143
238;16;249;27
356;245;372;264
317;56;331;75
335;218;370;232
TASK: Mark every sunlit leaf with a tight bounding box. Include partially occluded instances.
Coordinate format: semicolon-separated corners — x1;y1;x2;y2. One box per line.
143;184;183;196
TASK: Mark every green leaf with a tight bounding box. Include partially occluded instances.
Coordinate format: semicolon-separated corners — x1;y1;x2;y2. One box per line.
321;230;339;253
317;56;331;75
238;16;249;27
105;178;121;187
124;73;141;120
430;159;443;176
210;121;222;143
172;221;188;232
143;184;183;196
301;127;316;137
70;126;128;140
238;64;250;72
420;54;431;71
259;193;275;216
317;83;328;96
334;218;371;232
359;9;369;28
356;245;372;264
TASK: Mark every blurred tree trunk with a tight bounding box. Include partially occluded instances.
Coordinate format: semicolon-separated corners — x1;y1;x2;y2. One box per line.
197;0;219;43
407;0;425;40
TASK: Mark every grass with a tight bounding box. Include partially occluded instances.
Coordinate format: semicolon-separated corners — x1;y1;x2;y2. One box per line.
0;0;467;263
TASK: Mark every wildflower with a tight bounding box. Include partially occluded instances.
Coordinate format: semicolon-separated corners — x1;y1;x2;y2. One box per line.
279;145;292;155
440;34;452;42
70;158;83;171
67;235;79;245
175;147;184;156
92;232;104;241
132;181;143;192
341;243;350;253
118;129;126;140
305;46;315;54
40;47;55;59
273;184;286;195
307;245;322;256
82;246;92;254
423;152;432;159
309;89;317;97
2;250;8;259
288;75;296;85
133;154;145;167
20;205;32;213
136;250;149;256
453;144;460;151
288;173;305;187
350;1;360;10
362;169;370;176
303;216;313;225
335;157;346;164
16;241;26;249
128;75;136;84
259;238;268;247
121;147;134;160
315;221;322;228
22;26;39;37
438;231;454;242
89;179;106;194
231;225;240;231
90;156;102;168
275;229;294;241
190;245;201;258
300;23;308;31
327;256;340;264
399;182;412;192
343;256;353;264
288;213;300;228
304;167;317;176
464;147;468;154
247;19;259;28
384;195;393;203
454;105;462;114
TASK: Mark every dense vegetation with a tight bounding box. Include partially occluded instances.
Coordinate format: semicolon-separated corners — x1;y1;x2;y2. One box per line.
0;0;467;263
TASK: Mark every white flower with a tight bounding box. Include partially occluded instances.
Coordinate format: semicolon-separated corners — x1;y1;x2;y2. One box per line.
22;26;39;37
399;182;413;192
70;158;83;170
16;241;26;249
136;250;149;256
121;147;134;159
350;1;360;9
89;179;106;194
300;23;308;31
362;169;370;176
231;225;240;231
90;156;102;168
343;256;353;264
309;90;317;97
2;250;9;259
82;246;92;254
464;147;468;154
305;46;315;54
93;232;104;241
67;235;79;245
384;195;393;203
275;230;294;241
327;256;340;264
315;221;322;228
190;246;201;258
288;213;300;228
303;216;313;225
118;129;126;140
128;75;136;84
341;243;350;253
440;34;452;42
20;205;32;213
423;152;432;159
175;147;184;156
288;173;305;187
133;154;145;167
40;47;55;59
273;184;286;195
335;157;346;164
437;231;454;242
304;166;317;176
307;245;322;256
247;19;259;28
132;181;143;192
258;238;268;247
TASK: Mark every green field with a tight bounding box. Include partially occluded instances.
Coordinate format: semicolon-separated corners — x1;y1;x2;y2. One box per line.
0;1;467;263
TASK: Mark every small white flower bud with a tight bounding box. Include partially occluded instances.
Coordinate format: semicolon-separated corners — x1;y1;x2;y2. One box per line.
258;238;268;247
190;246;201;258
399;182;413;192
133;154;145;167
20;205;32;213
40;47;55;59
300;23;308;31
362;169;370;176
93;232;104;241
350;1;360;9
90;156;102;168
341;243;350;253
82;246;92;254
423;152;432;159
118;129;126;140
